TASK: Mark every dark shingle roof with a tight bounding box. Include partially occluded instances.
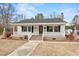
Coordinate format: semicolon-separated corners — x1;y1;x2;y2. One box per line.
17;18;67;23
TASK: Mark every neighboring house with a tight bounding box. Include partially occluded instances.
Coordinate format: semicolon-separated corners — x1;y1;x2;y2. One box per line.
11;13;67;40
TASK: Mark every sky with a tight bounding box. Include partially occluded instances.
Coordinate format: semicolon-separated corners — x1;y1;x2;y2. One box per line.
12;3;79;23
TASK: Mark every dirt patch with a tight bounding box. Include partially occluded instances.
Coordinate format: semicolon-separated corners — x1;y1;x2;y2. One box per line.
0;39;27;56
30;42;79;56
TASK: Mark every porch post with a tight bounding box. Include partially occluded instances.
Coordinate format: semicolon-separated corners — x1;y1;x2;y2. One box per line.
13;26;15;35
42;25;44;41
53;25;54;32
27;25;29;41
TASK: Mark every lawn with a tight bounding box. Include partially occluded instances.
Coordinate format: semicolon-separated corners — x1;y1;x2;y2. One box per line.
0;37;27;56
30;42;79;56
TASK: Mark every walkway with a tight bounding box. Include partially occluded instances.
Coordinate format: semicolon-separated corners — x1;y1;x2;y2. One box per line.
8;40;79;56
8;41;40;56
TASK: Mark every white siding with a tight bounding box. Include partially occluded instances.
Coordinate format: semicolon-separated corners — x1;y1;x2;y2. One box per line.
60;25;65;37
17;26;22;32
43;25;65;39
15;25;65;37
13;24;65;40
33;25;39;35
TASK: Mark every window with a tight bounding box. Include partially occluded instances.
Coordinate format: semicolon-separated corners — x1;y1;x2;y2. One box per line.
22;26;27;32
28;26;31;32
47;26;53;32
54;26;60;32
32;26;34;33
77;32;79;35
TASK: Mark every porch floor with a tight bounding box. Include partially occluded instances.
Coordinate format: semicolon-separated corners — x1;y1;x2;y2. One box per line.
30;35;42;41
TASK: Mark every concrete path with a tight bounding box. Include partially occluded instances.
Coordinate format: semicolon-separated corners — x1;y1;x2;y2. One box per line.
8;41;40;56
8;40;79;56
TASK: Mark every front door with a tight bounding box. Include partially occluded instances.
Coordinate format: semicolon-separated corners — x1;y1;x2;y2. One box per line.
39;25;43;35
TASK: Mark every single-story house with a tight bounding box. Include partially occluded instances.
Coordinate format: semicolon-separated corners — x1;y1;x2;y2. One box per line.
11;13;67;40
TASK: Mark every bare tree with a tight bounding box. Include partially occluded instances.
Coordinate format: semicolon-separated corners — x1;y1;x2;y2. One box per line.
72;15;79;25
0;3;14;37
72;15;79;40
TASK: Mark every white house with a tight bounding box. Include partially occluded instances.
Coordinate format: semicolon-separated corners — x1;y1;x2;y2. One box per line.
11;13;67;40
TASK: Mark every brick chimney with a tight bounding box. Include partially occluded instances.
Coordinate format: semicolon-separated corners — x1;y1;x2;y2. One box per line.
60;12;64;21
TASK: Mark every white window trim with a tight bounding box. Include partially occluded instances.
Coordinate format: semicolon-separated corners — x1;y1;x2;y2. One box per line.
53;25;60;32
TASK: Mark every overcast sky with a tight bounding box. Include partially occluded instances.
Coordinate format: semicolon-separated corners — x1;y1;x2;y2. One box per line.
12;3;79;23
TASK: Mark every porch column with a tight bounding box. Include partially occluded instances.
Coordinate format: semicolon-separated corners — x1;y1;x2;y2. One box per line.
53;25;54;32
27;25;29;33
27;25;29;41
42;25;44;41
27;25;31;41
13;26;15;35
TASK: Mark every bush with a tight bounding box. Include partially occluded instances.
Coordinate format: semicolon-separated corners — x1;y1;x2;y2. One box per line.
65;26;73;30
5;32;12;38
5;27;13;38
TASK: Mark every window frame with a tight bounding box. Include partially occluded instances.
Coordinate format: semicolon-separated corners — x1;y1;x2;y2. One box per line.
22;26;27;32
47;26;53;32
28;26;32;32
54;25;60;32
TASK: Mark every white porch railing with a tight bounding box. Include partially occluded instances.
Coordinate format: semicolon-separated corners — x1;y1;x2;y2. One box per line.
13;31;32;40
28;32;32;40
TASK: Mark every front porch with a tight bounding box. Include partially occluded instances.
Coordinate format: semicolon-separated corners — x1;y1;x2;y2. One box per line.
12;23;65;41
